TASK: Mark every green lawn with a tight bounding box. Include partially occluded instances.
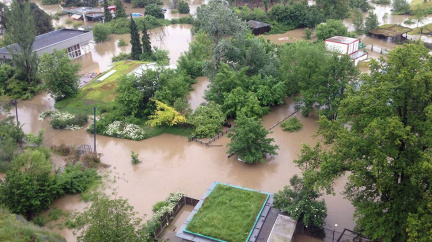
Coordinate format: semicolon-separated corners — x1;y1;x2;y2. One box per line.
410;0;432;10
55;60;146;114
186;184;268;242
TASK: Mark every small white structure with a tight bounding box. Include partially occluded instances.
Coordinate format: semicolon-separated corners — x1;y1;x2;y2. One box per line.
325;36;368;66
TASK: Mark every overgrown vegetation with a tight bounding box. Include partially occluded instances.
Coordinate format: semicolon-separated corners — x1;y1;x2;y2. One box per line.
0;206;64;241
38;110;88;131
187;184;267;241
280;117;303;132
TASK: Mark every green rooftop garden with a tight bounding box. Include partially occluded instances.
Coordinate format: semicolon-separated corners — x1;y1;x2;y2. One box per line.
186;184;268;242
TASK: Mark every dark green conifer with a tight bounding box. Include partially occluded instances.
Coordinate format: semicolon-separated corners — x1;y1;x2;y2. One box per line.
103;0;112;22
129;16;142;60
141;21;152;60
114;0;127;18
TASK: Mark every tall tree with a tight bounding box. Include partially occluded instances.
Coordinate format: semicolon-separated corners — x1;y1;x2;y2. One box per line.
295;43;432;241
299;54;359;119
352;8;364;33
195;0;248;43
316;0;349;20
227;115;278;163
364;11;379;33
39;49;81;100
141;21;152;59
72;196;145;241
114;0;127;18
103;0;112;22
129;16;142;60
4;0;39;91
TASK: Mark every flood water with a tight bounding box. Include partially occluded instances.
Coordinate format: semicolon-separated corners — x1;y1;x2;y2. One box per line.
7;0;432;241
1;92;355;241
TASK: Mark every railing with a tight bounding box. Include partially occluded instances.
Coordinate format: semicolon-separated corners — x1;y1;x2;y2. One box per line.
190;128;231;147
153;196;199;239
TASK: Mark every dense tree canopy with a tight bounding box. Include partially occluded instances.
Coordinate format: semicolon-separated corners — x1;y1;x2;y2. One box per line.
315;19;348;40
189;102;226;138
227;115;278;163
73;196;145;241
295;43;432;241
316;0;349;20
4;0;39;98
274;175;327;228
39;49;81;100
195;0;248;43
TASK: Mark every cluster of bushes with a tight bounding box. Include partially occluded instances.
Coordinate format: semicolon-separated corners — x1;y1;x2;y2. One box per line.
281;117;303;132
178;1;190;14
131;0;161;8
38;110;88;130
0;147;100;220
0;64;42;99
0;117;25;172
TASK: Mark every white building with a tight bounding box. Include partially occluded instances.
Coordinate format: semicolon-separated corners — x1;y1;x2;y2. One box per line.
325;36;368;66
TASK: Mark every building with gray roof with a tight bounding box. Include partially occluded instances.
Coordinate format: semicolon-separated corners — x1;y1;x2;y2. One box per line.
0;28;93;60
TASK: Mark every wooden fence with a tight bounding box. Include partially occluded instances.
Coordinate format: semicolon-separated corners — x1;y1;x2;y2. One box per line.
190;128;231;147
153;196;200;239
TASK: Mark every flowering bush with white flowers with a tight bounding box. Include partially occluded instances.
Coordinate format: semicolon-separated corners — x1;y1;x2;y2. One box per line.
102;121;146;140
39;110;88;131
142;192;185;240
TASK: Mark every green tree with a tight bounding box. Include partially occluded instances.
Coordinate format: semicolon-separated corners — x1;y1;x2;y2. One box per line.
145;4;165;19
39;49;81;100
274;175;327;228
189;102;226;138
299;54;359;119
92;23;111;43
222;87;268;118
413;7;428;28
352;8;364;33
103;0;112;22
0;117;25;169
114;0;127;18
0;149;56;219
315;19;348;40
278;41;328;95
141;21;152;60
349;0;371;12
227;115;278;163
72;196;145;241
316;0;349;20
392;0;410;14
178;1;190;14
115;75;145;117
129;17;142;60
295;43;432;241
195;0;248;43
364;11;379;33
30;3;54;35
4;0;39;95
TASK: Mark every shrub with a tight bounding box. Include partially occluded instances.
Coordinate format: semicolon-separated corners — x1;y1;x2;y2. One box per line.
73;22;83;29
33;216;45;226
145;3;165;19
171;9;179;14
56;164;100;194
42;0;59;4
80;153;101;168
170;16;193;24
150;47;169;65
108;18;130;34
280;117;303;132
178;1;190;14
51;144;75;156
130;151;140;164
39;110;88;130
103;121;146;140
112;52;131;62
117;38;128;47
152;201;168;212
305;28;311;40
93;23;111;43
66;19;73;24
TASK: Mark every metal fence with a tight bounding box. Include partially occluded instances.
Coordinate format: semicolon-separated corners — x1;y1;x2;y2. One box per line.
190;129;231;147
153;196;199;239
295;223;370;242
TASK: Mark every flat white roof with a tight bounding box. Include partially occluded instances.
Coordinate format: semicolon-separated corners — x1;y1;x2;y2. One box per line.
326;36;358;44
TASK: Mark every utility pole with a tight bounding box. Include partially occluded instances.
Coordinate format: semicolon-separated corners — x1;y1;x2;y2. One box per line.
11;99;18;125
93;107;96;154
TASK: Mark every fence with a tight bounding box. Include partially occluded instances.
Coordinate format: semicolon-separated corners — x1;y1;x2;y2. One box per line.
295;223;370;242
190;128;231;147
153;196;199;239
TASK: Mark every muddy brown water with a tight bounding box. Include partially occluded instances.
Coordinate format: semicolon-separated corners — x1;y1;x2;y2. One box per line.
1;93;355;241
